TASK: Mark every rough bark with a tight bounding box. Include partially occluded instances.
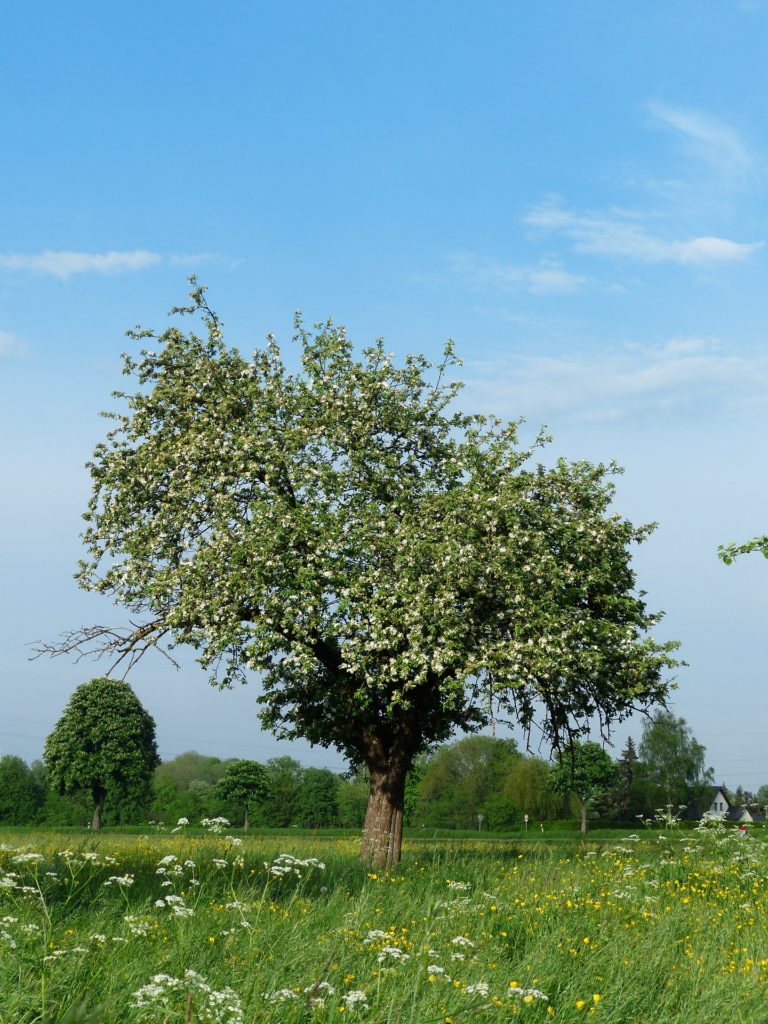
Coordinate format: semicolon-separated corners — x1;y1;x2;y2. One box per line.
91;787;104;831
360;765;408;868
355;708;420;867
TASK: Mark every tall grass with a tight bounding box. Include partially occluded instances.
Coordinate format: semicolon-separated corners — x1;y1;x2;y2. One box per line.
1;821;766;1022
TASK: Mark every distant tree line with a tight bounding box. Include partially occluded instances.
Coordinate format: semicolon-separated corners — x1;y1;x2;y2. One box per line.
0;750;354;830
2;707;759;832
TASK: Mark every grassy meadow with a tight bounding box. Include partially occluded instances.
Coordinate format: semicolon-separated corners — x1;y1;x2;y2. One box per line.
1;821;766;1023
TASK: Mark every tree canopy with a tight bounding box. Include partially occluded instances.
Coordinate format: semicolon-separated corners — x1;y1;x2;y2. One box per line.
414;736;520;829
259;756;305;827
214;759;269;831
548;741;620;834
45;285;678;863
44;677;159;829
0;755;45;825
492;755;564;828
637;710;712;811
295;767;341;828
154;750;230;790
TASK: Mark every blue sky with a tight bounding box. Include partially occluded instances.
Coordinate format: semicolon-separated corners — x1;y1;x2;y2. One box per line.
1;2;767;788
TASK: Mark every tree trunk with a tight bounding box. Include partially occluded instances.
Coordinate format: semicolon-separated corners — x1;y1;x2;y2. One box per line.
243;807;249;832
91;783;106;830
360;765;408;868
580;797;588;835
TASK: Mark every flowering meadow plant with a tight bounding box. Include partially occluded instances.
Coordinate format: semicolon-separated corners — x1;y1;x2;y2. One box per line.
1;826;768;1021
131;969;243;1023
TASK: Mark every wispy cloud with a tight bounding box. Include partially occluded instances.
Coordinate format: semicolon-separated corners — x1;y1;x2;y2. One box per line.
464;337;768;424
647;101;754;177
0;330;26;358
168;252;235;268
525;198;763;264
449;250;587;295
0;250;162;280
0;249;238;280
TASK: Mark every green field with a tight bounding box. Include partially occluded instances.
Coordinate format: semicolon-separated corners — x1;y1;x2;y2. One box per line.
1;822;766;1023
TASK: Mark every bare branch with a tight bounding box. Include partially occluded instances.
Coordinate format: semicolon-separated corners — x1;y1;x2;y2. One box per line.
29;619;179;678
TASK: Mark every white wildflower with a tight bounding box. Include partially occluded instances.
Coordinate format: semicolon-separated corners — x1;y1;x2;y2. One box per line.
124;916;153;936
508;985;549;1002
103;874;135;887
304;981;335;996
342;990;369;1010
377;946;410;963
131;969;243;1023
201;817;230;834
264;989;299;1003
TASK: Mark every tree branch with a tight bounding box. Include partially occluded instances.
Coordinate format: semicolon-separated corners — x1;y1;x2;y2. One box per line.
30;619;179;678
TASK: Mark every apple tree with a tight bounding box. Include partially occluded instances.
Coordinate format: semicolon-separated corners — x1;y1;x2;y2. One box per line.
719;535;768;564
40;284;678;864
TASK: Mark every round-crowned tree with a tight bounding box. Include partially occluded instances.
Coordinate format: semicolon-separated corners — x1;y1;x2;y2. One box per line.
548;741;621;834
214;759;269;830
44;677;159;829
39;285;680;865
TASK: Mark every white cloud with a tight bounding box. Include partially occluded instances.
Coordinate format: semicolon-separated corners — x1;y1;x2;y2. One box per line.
464;337;768;424
0;250;162;280
0;330;26;358
647;101;754;177
449;250;587;295
525;199;763;264
0;249;241;279
168;252;228;268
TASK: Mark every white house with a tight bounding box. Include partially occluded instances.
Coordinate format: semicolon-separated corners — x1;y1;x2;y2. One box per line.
706;785;760;823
